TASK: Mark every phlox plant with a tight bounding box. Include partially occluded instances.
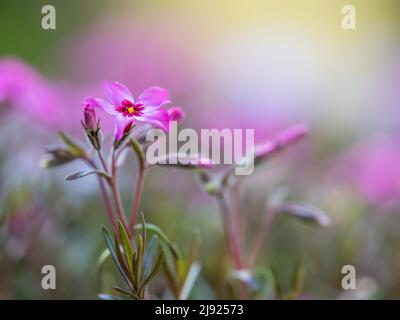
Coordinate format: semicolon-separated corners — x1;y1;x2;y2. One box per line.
42;80;329;300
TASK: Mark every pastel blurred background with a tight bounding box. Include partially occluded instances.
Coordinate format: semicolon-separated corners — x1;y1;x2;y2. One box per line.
1;0;400;299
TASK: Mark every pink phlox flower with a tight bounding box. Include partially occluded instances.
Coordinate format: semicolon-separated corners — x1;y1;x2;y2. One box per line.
84;81;171;140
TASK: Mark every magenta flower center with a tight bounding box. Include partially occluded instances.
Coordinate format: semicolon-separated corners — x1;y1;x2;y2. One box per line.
116;99;144;117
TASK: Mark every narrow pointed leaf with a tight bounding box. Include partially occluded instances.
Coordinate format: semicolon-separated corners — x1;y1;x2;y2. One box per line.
163;258;180;299
96;248;111;286
117;220;134;273
65;170;111;182
114;233;136;290
143;235;158;278
179;262;201;300
140;251;164;294
133;223;179;259
135;234;144;285
102;226;134;292
58;131;86;157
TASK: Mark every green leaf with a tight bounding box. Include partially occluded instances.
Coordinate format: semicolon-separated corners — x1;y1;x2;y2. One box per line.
114;232;136;289
133;223;179;260
289;262;305;299
65;170;111;182
102;226;134;292
179;261;201;300
250;267;276;299
58;132;85;157
118;220;134;274
143;235;158;279
96;248;111;286
140;212;147;250
139;251;164;295
177;258;187;283
135;234;144;285
163;258;180;299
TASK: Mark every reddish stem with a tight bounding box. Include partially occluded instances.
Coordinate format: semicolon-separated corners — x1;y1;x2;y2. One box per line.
217;195;247;299
84;158;117;232
248;207;277;267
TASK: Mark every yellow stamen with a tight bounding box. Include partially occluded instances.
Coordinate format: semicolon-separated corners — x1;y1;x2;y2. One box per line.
128;106;134;114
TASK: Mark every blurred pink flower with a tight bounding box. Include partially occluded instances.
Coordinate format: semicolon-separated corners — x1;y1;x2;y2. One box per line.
67;18;201;95
0;57;102;133
84;81;170;141
255;123;309;162
333;136;400;207
0;58;64;127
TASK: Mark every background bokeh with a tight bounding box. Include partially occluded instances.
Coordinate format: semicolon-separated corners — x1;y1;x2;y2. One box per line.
1;0;400;299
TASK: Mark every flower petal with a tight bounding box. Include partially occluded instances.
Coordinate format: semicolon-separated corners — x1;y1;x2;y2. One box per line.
136;108;170;132
103;80;134;105
83;97;118;115
137;86;170;108
114;114;134;141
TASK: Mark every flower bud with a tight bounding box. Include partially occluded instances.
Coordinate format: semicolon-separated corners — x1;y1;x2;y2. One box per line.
83;104;97;130
81;101;102;150
167;107;186;122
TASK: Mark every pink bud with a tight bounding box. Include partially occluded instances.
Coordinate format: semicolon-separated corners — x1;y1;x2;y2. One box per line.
167;106;185;122
82;103;97;130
